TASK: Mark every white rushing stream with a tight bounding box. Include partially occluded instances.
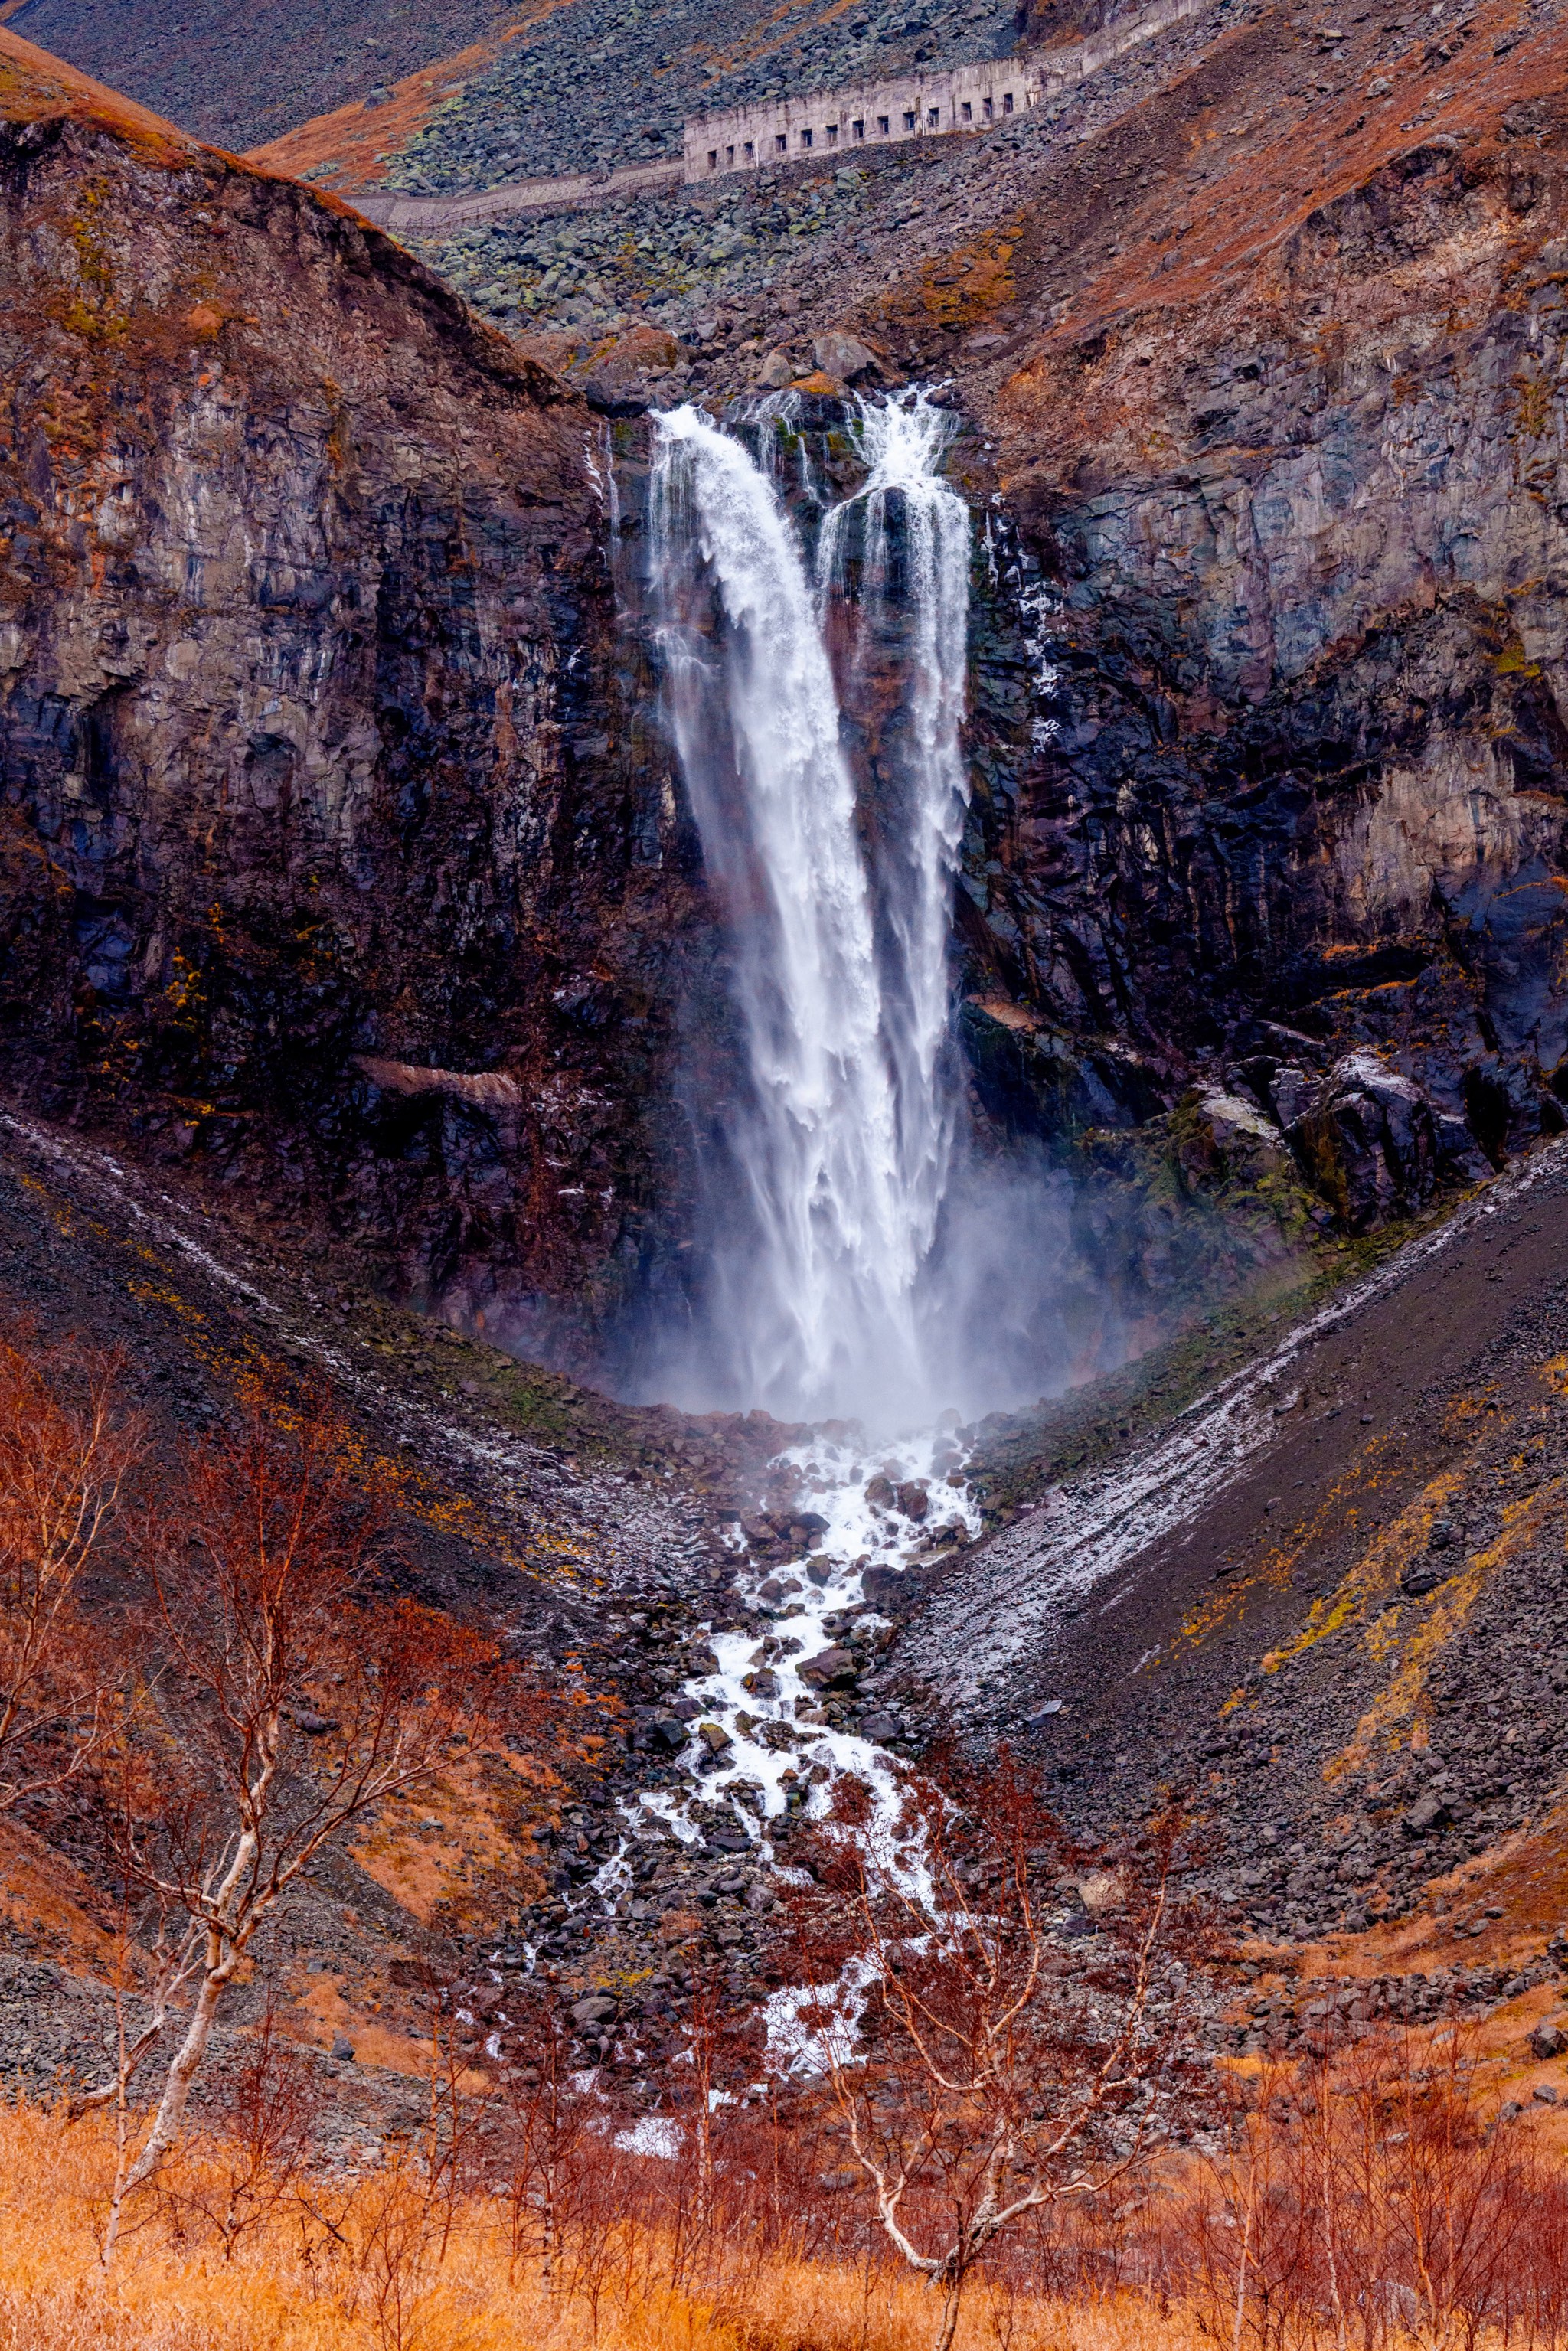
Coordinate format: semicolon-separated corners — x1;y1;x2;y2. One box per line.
649;391;972;1425
601;1425;985;2075
575;393;985;2062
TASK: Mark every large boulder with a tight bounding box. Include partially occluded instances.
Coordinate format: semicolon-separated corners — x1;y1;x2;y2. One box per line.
1284;1052;1488;1231
813;327;880;384
799;1646;858;1691
1176;1086;1289;1187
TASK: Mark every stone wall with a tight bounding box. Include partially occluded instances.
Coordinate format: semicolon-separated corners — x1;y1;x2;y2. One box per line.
684;61;1044;181
356;158;683;236
682;0;1211;181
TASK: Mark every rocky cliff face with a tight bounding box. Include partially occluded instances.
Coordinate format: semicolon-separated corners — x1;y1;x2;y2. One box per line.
0;34;710;1364
5;0;1568;1395
953;83;1568;1223
324;0;1568;1256
715;2;1563;1238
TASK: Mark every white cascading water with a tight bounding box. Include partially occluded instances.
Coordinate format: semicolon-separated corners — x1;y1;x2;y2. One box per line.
568;403;992;2063
649;393;971;1424
818;396;973;1337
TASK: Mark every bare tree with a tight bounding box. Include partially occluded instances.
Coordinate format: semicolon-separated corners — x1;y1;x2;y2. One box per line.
786;1750;1209;2351
152;1984;325;2261
1188;2023;1558;2351
491;1985;592;2285
0;1325;139;1812
91;1401;518;2260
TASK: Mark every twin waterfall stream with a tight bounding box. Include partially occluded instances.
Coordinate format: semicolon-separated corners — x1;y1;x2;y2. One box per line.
648;392;974;1425
588;394;993;2016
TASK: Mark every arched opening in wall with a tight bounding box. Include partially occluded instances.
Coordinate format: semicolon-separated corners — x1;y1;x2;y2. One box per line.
982;94;993;116
744;139;755;158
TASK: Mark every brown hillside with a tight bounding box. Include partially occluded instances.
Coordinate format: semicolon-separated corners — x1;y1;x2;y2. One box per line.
243;4;573;194
0;21;201;157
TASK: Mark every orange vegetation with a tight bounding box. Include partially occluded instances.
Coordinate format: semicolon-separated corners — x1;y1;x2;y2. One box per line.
0;2101;1163;2351
6;2016;1568;2351
916;215;1024;335
0;1817;126;1973
0;25;199;165
348;1742;554;1931
241;1;580;194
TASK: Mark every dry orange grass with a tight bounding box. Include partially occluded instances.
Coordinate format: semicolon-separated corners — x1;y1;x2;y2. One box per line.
0;2100;1215;2351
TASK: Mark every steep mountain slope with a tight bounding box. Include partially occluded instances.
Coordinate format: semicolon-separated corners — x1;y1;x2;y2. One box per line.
909;1139;1568;1945
0;28;722;1370
0;1092;722;2111
0;0;519;152
516;0;1568;1225
15;0;1027;191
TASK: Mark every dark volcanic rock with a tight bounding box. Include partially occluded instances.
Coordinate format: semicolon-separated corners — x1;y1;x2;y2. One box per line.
958;116;1568;1197
799;1644;858;1690
1283;1053;1489;1233
0;60;712;1363
1403;1791;1452;1838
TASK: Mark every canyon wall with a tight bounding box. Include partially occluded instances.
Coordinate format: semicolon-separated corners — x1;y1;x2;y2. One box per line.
0;38;710;1360
5;10;1568;1383
848;36;1568;1231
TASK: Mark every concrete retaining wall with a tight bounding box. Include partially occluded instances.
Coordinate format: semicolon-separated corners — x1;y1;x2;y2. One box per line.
682;0;1215;181
354;156;683;234
683;60;1045;183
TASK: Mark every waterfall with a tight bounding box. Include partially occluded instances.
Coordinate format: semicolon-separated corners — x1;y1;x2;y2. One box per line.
648;393;971;1423
818;396;972;1323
